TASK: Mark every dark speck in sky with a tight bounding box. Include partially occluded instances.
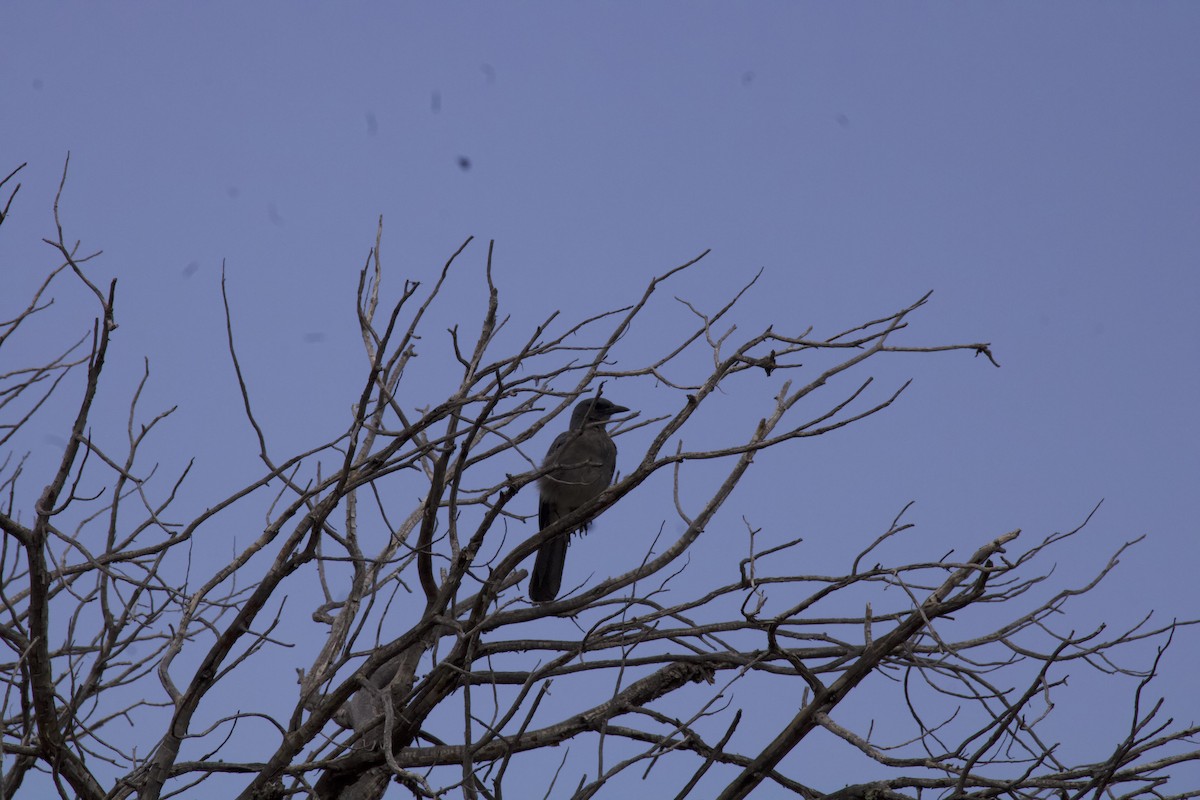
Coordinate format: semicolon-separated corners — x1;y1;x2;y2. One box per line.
835;113;850;128
303;332;326;344
182;261;199;278
226;186;240;199
457;156;472;171
741;70;755;85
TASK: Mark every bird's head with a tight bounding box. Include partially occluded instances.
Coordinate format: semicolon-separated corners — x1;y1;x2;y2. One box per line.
571;397;630;429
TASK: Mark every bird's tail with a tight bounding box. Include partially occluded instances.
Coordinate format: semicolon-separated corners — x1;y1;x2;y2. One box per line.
529;535;568;602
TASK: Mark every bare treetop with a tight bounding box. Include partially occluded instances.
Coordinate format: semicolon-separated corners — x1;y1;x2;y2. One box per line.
1;161;1196;800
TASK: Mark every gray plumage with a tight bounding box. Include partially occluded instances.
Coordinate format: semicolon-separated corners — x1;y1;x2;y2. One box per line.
529;397;628;602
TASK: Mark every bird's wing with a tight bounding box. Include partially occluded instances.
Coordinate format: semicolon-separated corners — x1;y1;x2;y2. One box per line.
539;429;575;531
542;429;575;468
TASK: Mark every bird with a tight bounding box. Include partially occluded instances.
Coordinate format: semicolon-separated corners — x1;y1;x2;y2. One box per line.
529;397;629;602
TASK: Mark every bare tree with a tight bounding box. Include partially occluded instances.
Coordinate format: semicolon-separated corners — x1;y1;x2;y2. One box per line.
2;160;1197;800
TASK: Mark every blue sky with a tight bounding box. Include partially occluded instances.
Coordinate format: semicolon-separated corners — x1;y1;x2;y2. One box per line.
3;4;1198;797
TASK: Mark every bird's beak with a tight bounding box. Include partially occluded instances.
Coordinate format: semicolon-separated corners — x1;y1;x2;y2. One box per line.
608;404;630;415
